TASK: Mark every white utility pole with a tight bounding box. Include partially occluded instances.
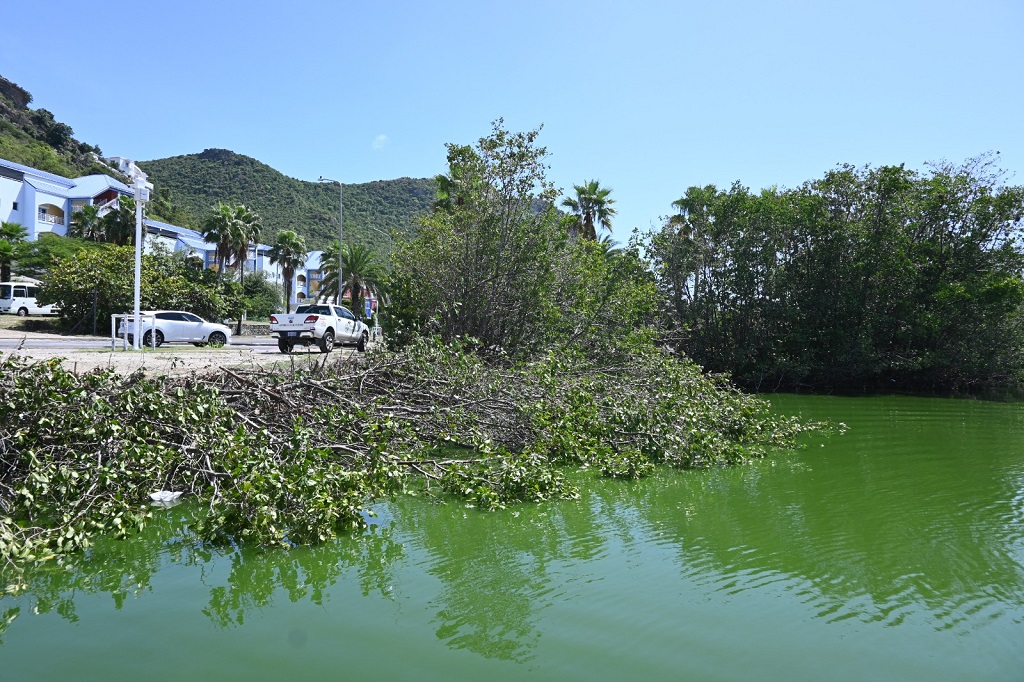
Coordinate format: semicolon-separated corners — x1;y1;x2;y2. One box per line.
131;177;151;350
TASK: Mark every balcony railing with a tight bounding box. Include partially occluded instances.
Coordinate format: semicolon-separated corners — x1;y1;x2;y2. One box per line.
38;213;64;225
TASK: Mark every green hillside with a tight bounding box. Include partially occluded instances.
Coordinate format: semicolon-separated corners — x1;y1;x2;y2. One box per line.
139;149;435;250
0;75;435;251
0;76;127;182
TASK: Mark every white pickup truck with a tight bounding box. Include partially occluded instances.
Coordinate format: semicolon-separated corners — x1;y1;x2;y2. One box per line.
268;303;370;354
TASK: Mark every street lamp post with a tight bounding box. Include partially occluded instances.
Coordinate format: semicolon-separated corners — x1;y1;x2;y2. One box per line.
367;226;392;339
318;177;343;304
131;177;152;350
369;225;393;258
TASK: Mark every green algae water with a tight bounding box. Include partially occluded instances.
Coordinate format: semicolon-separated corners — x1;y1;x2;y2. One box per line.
2;394;1022;680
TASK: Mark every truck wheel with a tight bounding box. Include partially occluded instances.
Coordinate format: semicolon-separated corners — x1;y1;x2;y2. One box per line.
357;331;368;352
318;329;335;353
17;307;28;317
277;339;292;354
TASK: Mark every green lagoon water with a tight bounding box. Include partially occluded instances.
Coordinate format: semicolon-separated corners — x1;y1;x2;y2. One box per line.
2;395;1022;680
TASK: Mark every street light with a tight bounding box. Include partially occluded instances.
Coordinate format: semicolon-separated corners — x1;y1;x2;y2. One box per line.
318;176;343;304
367;226;392;339
132;177;152;350
369;225;393;256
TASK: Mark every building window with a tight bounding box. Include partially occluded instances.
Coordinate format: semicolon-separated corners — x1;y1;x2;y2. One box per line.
12;202;17;210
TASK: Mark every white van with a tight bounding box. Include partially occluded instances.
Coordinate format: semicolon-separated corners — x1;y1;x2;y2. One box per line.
0;282;59;316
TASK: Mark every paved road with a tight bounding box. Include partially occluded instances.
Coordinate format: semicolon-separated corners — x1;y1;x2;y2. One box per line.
0;331;278;350
0;325;377;377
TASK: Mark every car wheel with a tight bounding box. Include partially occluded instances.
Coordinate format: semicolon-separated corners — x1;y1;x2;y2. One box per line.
142;330;164;348
17;307;28;317
277;339;292;354
208;331;227;348
318;329;335;353
357;331;368;352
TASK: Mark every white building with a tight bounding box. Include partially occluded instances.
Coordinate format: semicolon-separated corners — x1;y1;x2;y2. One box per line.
0;157;130;241
0;156;332;311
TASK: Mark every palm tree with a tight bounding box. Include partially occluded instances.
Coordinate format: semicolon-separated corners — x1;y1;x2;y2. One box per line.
69;204;103;241
226;205;262;335
318;240;342;304
202;202;240;278
562;180;617;241
597;234;622;260
320;242;387;317
0;221;27;281
101;196;138;246
268;229;307;313
432;147;477;211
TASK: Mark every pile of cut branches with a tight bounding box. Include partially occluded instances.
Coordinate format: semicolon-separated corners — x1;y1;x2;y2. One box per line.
1;337;822;588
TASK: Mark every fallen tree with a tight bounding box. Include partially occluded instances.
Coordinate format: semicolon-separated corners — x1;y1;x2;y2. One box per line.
0;337;823;590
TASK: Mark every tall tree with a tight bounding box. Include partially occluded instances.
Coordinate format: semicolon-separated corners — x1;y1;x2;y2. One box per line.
202;202;240;278
562;180;617;240
226;204;262;334
390;121;563;356
319;242;387;317
268;229;307;313
0;221;28;281
649;155;1024;394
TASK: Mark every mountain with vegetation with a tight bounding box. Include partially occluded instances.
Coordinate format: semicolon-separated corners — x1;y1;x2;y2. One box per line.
0;75;435;251
0;75;127;182
139;149;435;250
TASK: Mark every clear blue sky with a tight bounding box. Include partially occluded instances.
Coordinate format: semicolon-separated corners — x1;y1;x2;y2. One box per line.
4;0;1022;238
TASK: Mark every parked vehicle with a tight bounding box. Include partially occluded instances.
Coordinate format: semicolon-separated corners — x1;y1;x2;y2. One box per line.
0;282;59;316
117;311;231;348
269;303;369;353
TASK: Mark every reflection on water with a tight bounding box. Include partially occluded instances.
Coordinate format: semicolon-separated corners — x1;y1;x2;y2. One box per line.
2;395;1023;678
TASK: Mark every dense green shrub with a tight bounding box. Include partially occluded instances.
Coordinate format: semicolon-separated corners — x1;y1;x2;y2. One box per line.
649;155;1024;394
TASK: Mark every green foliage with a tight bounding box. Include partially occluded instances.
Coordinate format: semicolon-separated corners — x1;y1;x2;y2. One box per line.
11;233;105;280
0;357;238;588
319;242;387;317
0;334;824;587
0;78;119;180
389;122;564;356
198;424;373;547
39;244;228;331
268;229;307;313
440;451;578;511
648;155;1024;394
241;270;281;319
562;179;617;240
139;149;435;250
145;186;194;229
68;204;102;241
0;221;27;281
99;196;138;246
389;122;655;360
